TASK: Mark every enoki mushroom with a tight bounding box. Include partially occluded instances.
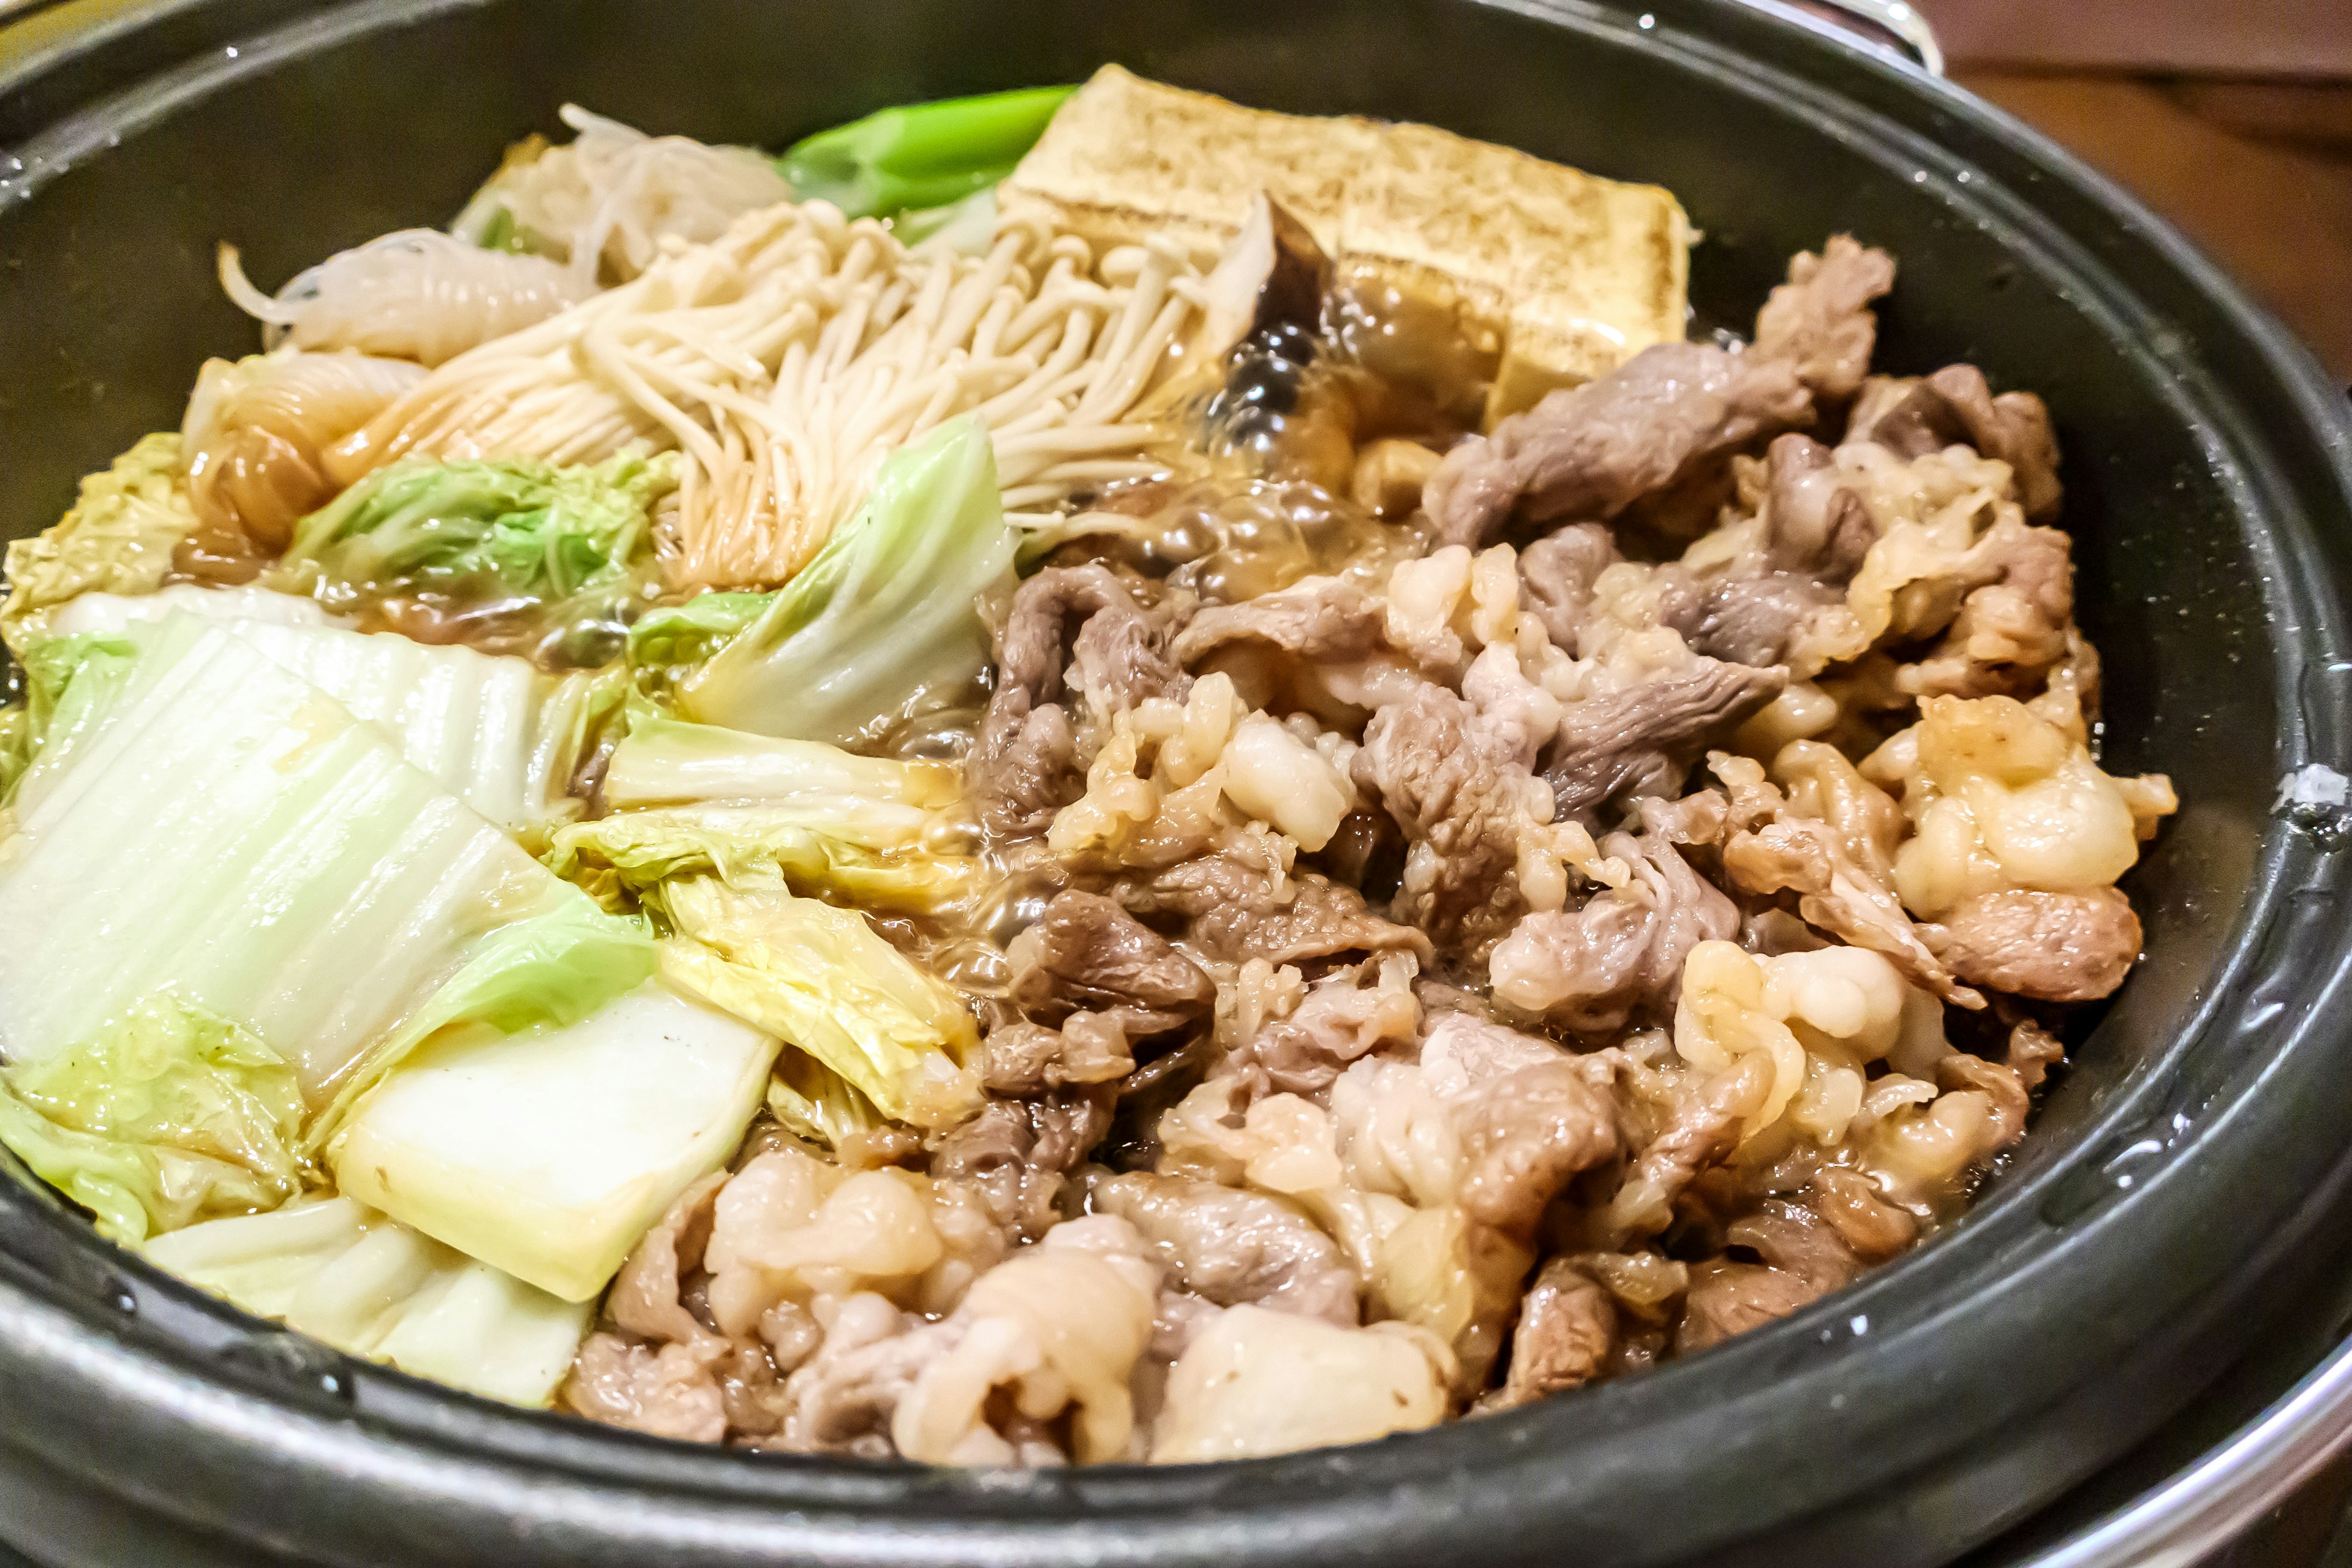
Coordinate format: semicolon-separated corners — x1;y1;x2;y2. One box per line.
326;200;1207;592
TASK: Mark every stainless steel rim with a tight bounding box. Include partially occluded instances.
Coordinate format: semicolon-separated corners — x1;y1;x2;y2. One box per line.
1739;0;1944;73
1814;0;1942;72
2022;1338;2352;1568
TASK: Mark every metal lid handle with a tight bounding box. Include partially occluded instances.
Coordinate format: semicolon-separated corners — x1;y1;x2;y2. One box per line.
1763;0;1947;74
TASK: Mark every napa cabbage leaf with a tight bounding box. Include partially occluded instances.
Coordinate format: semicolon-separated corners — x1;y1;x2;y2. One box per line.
0;629;143;796
285;451;676;603
1;432;195;657
47;583;339;639
652;878;979;1130
0;616;651;1116
680;417;1015;744
552;713;978;911
601;711;962;812
0;995;305;1246
37;595;617;831
625;592;772;670
766;1049;888;1151
145;1197;592;1406
330;980;776;1301
548;807;972;914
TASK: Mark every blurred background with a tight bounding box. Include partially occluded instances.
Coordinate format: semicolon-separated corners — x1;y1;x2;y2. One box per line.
1918;0;2350;381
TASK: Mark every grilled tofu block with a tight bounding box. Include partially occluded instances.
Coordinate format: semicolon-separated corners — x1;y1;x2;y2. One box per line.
1002;66;1692;424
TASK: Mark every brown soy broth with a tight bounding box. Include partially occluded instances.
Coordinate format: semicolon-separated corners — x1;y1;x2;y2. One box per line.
1041;274;1493;606
1324;261;1500;434
1054;476;1427;605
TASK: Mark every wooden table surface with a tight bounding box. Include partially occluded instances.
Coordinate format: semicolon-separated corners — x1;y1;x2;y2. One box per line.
1953;72;2352;383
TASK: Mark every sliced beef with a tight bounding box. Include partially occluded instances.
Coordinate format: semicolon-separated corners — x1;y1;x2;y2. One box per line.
1751;236;1898;402
1809;1169;1918;1262
774;1293;948;1456
1609;1052;1773;1242
1543;660;1787;820
1896;522;2074;699
968;565;1189;839
1724;815;1983;1008
1089;1172;1360;1325
564;1174;748;1441
1356;682;1545;945
979;1018;1140;1095
606;1171;728;1353
1169;574;1411;722
967;692;1079;840
927;1093;1112;1240
1008;890;1216;1027
1658;434;1877;668
1762;433;1877;580
1857;363;2064;522
1125;850;1432;965
1712;753;1978;1007
1452;1055;1624;1234
1926;886;2141;1003
566;1334;727;1443
1423;342;1814;549
1937;1052;2033;1147
1675;1200;1864;1353
1493;1256;1618;1407
1667;574;1844;668
1171;575;1389;667
1735;1201;1869;1291
1517;524;1621;654
990;891;1216;1092
1221;960;1420;1100
2003;1008;2067;1091
1489;804;1738;1035
997;562;1188;712
1675;1262;1819;1354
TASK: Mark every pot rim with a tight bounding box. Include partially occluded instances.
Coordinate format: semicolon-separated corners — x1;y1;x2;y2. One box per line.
5;1;2352;1564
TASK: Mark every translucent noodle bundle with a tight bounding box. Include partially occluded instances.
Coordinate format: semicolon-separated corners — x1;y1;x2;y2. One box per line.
452;105;797;284
333;199;1205;592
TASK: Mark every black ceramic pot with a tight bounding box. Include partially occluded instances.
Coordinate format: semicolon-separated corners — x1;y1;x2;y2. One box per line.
2;2;2351;1565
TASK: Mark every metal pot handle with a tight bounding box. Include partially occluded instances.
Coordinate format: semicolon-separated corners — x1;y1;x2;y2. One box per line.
1756;0;1946;75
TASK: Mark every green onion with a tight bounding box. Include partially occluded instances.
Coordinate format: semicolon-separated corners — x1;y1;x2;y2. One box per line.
777;85;1075;221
